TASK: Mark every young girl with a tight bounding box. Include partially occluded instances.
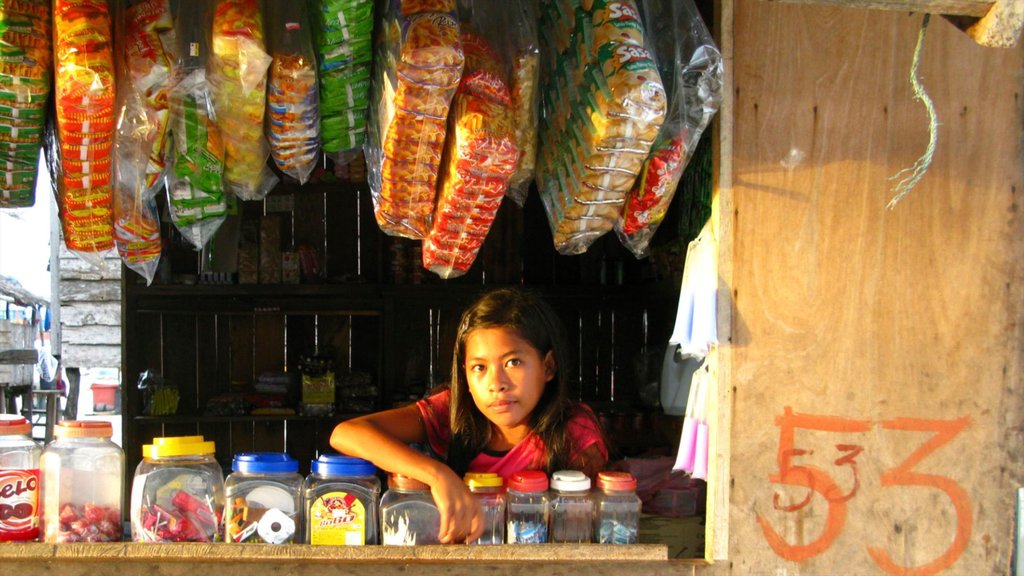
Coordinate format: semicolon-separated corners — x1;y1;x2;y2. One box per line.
330;287;608;544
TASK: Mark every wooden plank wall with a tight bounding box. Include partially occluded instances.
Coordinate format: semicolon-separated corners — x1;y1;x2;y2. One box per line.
59;246;121;368
724;2;1023;574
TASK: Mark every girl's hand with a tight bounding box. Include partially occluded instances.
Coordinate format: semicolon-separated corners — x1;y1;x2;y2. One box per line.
430;469;484;544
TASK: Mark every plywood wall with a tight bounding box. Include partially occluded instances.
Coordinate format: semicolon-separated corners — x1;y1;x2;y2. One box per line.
725;2;1024;574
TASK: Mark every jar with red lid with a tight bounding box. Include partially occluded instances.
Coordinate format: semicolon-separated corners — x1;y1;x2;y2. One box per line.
593;471;641;544
0;415;42;541
506;470;549;543
41;420;124;542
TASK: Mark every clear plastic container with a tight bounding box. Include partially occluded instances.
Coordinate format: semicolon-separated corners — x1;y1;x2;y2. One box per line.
379;473;440;545
224;452;303;544
506;470;549;544
0;415;42;541
130;435;225;542
41;420;124;542
304;454;380;545
593;471;641;544
464;472;504;545
549;470;593;543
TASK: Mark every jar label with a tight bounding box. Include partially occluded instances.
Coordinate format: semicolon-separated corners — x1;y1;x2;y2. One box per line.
309;491;366;545
0;469;40;541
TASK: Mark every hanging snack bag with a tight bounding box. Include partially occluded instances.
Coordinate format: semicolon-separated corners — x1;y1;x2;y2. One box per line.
311;0;374;163
208;0;277;200
0;0;52;208
367;0;463;239
422;30;518;279
266;1;319;184
506;0;540;206
53;0;117;262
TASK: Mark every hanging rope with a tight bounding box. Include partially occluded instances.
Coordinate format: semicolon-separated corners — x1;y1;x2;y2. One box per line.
888;13;938;210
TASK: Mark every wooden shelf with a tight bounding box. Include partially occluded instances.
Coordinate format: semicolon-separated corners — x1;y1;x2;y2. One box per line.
134;413;366;423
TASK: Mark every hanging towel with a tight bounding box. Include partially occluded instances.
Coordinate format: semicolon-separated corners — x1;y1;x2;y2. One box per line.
673;351;715;478
669;220;718;360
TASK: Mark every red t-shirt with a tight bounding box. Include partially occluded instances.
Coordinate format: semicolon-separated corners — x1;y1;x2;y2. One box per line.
416;389;607;480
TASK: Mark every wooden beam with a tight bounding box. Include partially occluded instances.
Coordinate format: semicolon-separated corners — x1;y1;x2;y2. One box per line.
767;0;992;17
0;349;36;365
947;0;1024;46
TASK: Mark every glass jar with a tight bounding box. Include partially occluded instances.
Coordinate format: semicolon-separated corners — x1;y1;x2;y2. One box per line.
304;454;380;545
224;452;303;544
41;420;124;543
379;473;440;545
549;470;593;543
464;472;504;544
506;470;549;544
593;471;641;544
0;415;41;541
130;435;225;542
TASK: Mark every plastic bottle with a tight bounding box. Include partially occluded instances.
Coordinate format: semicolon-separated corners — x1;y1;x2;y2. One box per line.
224;452;303;544
506;470;549;544
130;435;225;542
0;415;42;541
593;471;641;544
304;454;380;545
379;473;440;545
41;420;124;542
549;470;593;543
464;472;504;544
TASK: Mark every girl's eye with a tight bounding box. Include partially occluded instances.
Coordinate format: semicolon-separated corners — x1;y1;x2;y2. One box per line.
469;364;485;374
505;358;522;368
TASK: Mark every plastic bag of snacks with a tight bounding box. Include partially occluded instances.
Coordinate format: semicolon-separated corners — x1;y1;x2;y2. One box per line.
310;0;373;164
366;0;463;239
113;0;176;284
422;30;518;279
506;0;540;207
265;1;319;184
535;0;666;255
208;0;277;201
53;0;117;264
0;0;52;209
615;0;721;258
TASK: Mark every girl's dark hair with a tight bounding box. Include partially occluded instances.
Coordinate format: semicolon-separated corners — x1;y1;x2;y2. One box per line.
446;287;585;476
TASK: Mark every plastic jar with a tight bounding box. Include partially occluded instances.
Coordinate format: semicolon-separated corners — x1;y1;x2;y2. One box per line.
224;452;303;544
379;473;440;545
41;420;124;543
304;454;380;545
129;435;225;542
0;415;41;541
593;471;641;544
464;472;504;545
506;470;549;544
548;470;593;543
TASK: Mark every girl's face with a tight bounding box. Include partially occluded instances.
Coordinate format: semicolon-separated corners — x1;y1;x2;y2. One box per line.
463;326;556;446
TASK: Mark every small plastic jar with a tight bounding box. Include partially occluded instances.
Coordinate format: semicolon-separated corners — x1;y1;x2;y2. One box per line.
593;471;641;544
130;435;225;542
304;454;380;545
464;472;504;545
506;470;549;544
379;473;440;545
548;470;594;543
224;452;303;544
0;415;41;541
41;420;124;542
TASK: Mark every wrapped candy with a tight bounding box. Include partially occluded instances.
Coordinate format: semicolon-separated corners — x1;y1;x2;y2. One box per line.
0;0;52;208
266;2;319;184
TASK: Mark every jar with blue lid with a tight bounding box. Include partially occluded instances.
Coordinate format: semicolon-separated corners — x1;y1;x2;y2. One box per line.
224;452;303;544
303;454;380;545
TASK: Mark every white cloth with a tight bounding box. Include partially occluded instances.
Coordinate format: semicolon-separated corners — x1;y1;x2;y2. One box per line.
669;220;718;360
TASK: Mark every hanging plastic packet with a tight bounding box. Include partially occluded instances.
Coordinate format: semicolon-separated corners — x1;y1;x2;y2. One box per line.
0;0;51;209
506;0;540;207
265;1;319;184
208;0;277;201
366;0;463;239
615;0;722;258
310;0;374;164
164;1;226;250
53;0;117;265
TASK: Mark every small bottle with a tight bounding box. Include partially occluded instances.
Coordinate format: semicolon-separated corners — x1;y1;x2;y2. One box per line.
506;470;549;544
130;435;225;542
0;415;42;541
464;472;504;544
549;470;593;543
379;473;440;545
41;420;124;543
593;471;641;544
304;454;380;545
224;453;303;544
